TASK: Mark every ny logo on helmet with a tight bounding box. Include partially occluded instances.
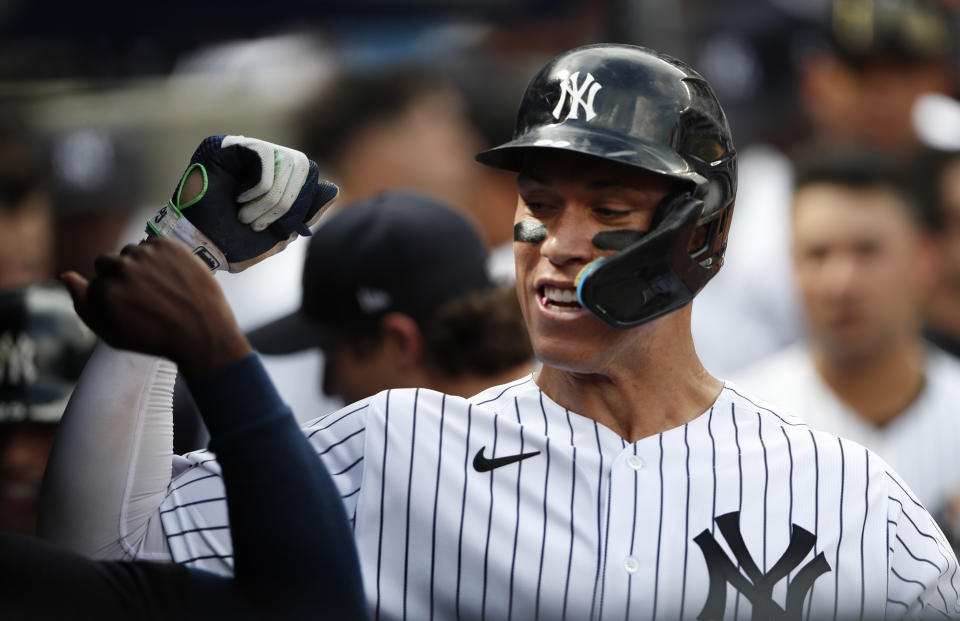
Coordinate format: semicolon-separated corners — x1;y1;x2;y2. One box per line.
552;70;602;122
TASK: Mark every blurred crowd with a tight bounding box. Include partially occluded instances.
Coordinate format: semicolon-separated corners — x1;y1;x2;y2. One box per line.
4;0;960;563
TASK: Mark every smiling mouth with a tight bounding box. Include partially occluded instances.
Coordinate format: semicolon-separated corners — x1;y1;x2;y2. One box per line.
540;285;582;311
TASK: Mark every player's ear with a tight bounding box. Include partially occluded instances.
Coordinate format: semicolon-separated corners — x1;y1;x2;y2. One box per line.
378;312;425;370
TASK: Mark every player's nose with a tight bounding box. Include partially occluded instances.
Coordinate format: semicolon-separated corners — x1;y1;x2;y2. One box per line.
820;253;861;296
541;208;595;267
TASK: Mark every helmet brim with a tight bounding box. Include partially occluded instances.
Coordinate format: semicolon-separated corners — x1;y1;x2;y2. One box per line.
476;123;706;189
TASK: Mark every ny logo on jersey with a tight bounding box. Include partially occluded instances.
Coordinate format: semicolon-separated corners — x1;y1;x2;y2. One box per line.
552;69;602;122
693;511;830;621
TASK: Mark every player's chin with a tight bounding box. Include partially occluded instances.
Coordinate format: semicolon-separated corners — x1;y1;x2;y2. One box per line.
529;332;604;371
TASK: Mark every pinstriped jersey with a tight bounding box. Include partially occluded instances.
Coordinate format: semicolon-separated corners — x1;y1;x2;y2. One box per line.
733;343;960;541
156;377;960;620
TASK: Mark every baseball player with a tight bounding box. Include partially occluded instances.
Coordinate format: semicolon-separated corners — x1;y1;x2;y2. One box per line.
42;45;960;620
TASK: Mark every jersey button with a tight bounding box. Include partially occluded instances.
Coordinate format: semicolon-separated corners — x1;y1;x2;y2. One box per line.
623;556;640;573
627;455;645;470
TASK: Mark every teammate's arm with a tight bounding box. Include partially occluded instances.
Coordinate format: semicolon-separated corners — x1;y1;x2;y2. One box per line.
37;136;338;558
38;236;255;558
37;343;178;558
11;351;367;619
185;352;367;618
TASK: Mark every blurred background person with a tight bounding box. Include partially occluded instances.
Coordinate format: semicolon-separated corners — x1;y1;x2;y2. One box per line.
296;62;525;284
0;125;97;534
294;66;484;225
911;146;960;358
733;149;960;548
0;124;55;291
47;129;147;282
247;192;534;416
0;284;96;535
690;0;959;376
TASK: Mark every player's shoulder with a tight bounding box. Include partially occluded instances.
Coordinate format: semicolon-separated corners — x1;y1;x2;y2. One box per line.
300;393;379;433
468;373;539;409
714;381;889;460
727;383;915;491
719;379;807;429
299;377;539;439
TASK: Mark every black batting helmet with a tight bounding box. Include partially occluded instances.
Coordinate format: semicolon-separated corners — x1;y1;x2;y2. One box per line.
477;43;737;328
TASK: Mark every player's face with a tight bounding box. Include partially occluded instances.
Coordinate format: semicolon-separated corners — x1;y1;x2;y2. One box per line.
513;150;679;371
792;183;934;363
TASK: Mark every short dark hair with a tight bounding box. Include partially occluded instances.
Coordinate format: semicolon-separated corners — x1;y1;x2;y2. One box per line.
336;284;533;380
909;147;960;230
422;285;533;378
296;66;455;168
792;148;925;226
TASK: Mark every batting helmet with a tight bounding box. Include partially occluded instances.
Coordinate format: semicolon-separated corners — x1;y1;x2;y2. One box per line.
476;43;737;328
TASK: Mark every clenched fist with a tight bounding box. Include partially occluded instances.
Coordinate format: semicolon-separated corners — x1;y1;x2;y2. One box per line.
61;237;252;379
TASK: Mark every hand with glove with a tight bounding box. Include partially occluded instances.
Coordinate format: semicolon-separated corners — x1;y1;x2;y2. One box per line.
147;135;339;272
60;135;339;376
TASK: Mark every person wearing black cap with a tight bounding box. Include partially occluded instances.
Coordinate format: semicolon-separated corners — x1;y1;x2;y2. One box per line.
247;192;533;405
0;283;96;534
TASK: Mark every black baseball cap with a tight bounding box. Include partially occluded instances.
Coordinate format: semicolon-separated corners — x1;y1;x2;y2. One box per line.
247;191;494;354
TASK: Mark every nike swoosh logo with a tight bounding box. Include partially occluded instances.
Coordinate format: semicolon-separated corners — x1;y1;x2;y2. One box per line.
472;447;541;472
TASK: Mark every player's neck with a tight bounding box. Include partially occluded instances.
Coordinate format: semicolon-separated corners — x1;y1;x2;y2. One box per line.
813;337;927;427
535;320;723;444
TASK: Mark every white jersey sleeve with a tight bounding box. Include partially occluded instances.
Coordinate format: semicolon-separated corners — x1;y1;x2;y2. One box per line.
157;394;372;574
37;342;177;561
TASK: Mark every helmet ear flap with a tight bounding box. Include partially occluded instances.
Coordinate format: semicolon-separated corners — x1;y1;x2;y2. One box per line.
690;202;735;268
576;194;710;329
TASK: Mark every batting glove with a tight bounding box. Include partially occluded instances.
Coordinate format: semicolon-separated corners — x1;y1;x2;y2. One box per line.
146;135;339;272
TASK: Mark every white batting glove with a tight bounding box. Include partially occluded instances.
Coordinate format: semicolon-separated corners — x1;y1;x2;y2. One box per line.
147;135;339;272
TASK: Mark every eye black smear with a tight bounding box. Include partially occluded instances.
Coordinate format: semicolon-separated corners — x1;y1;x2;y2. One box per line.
591;229;646;251
514;220;547;243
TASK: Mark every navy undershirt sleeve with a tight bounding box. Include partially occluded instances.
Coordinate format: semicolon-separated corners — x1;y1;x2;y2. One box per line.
184;352;368;619
1;353;365;620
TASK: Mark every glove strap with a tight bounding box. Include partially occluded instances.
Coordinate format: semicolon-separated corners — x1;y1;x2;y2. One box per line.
145;163;229;272
146;203;228;273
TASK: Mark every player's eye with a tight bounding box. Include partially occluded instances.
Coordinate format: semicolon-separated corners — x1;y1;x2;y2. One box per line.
853;239;882;258
800;245;828;263
594;206;631;219
522;198;555;214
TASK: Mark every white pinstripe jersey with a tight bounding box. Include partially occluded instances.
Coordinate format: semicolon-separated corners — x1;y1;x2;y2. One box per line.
155;377;960;620
734;343;960;538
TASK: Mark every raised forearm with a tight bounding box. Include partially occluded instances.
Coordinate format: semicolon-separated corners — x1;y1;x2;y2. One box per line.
37;343;176;559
